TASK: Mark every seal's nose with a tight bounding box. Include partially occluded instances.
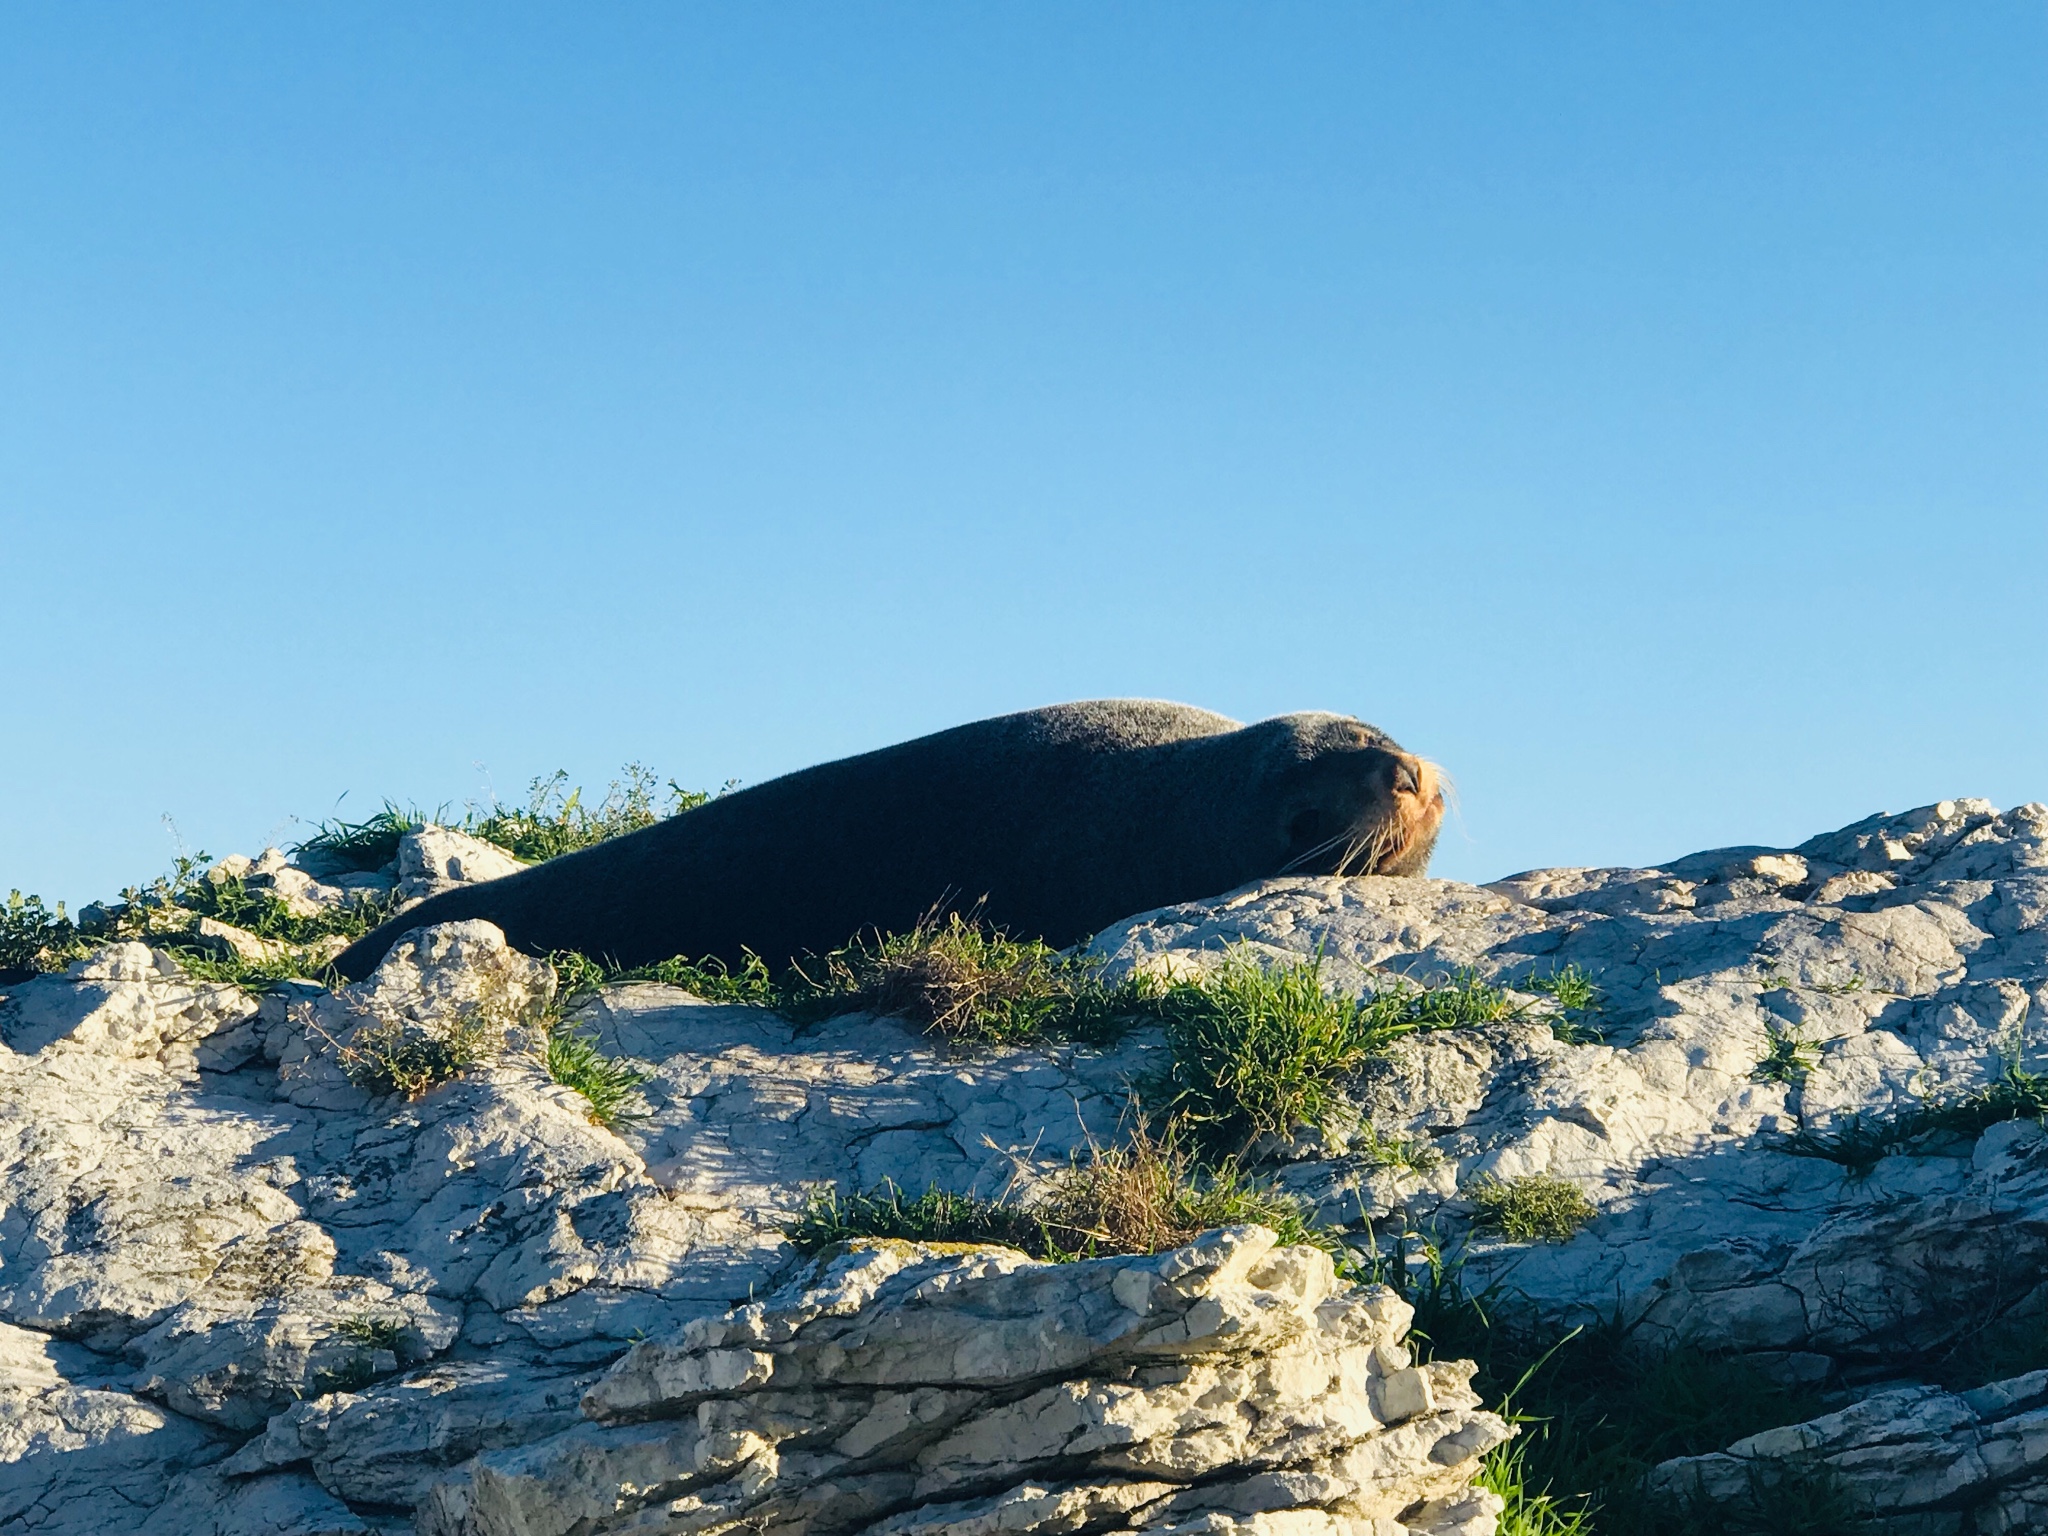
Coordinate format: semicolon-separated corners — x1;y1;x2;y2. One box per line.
1398;755;1447;814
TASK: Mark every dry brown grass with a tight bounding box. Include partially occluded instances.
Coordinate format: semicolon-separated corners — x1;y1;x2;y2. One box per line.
1031;1122;1338;1258
791;906;1118;1044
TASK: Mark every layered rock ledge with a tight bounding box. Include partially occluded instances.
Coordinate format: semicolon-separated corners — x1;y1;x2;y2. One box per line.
4;797;2048;1533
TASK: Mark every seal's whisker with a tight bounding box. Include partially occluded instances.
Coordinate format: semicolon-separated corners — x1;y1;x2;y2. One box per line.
1281;829;1351;875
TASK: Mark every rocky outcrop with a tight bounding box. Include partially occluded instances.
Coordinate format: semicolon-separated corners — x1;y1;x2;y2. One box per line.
4;797;2047;1533
1090;799;2048;1373
392;829;527;906
1648;1370;2048;1535
420;1227;1509;1536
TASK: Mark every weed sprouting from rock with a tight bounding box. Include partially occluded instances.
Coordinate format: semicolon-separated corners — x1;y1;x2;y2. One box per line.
335;1009;505;1098
1752;1023;1820;1086
1031;1125;1342;1261
1148;951;1519;1160
549;947;784;1009
1350;1121;1445;1173
785;1183;1053;1256
1466;1173;1596;1243
543;1023;651;1128
1150;949;1384;1157
1528;964;1605;1044
335;1312;407;1352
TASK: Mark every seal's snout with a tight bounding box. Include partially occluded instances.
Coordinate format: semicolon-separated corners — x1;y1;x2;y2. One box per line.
1363;750;1446;878
1389;752;1445;815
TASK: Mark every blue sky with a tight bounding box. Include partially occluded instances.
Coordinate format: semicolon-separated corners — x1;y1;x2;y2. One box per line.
3;3;2043;908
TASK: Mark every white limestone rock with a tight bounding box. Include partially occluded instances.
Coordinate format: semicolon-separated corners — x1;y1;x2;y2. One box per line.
396;828;527;905
421;1230;1510;1536
239;847;363;920
0;942;259;1066
1086;800;2048;1367
1649;1367;2048;1533
0;1319;219;1535
220;1361;593;1509
2;798;2046;1533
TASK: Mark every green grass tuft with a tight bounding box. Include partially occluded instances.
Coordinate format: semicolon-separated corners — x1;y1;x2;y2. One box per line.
550;947;785;1009
1467;1173;1597;1242
1147;949;1385;1158
784;909;1133;1045
335;1313;407;1351
543;1023;651;1128
1751;1023;1820;1086
1351;1121;1445;1172
1148;952;1519;1160
293;806;425;872
1527;964;1605;1044
786;1183;1053;1256
1483;1437;1592;1536
468;766;716;863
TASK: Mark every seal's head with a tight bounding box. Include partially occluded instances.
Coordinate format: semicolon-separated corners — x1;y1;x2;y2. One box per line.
1265;714;1445;879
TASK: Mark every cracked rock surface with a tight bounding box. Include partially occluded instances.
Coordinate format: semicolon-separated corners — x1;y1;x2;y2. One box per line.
1090;797;2048;1532
420;1227;1510;1536
5;797;2048;1532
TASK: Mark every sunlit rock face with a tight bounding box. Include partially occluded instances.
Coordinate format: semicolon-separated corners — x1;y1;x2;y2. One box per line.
1;797;2045;1533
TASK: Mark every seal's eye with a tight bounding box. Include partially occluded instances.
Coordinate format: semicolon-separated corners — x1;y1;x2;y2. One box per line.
1288;809;1324;847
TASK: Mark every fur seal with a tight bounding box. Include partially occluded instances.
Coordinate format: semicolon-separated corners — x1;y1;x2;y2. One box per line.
332;700;1444;980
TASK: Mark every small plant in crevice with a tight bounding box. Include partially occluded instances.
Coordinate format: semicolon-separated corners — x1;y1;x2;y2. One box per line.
1351;1121;1444;1173
333;1007;507;1098
1527;964;1605;1045
1466;1173;1597;1243
315;1353;386;1395
335;1312;407;1352
543;1023;651;1128
1751;1023;1820;1086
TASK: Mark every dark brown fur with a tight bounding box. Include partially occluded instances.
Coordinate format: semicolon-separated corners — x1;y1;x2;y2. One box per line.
332;700;1443;980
